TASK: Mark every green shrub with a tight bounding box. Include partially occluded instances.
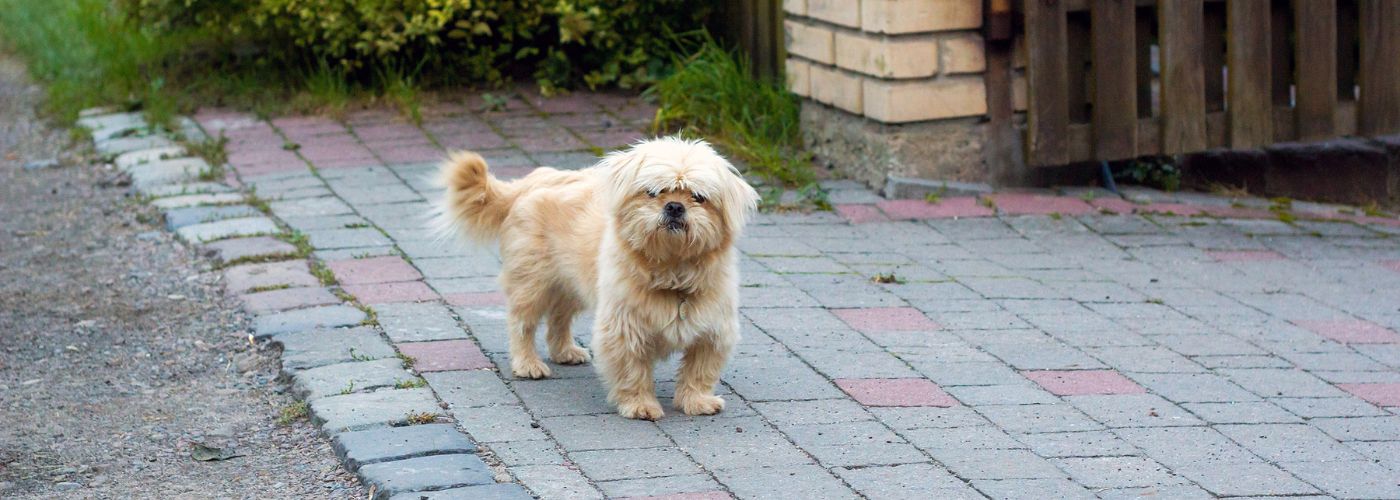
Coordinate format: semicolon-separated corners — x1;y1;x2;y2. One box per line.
120;0;711;93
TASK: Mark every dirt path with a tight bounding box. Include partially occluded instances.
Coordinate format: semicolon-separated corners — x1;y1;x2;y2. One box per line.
0;57;363;498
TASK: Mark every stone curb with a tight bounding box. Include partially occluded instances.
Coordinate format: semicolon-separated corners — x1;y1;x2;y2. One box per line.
75;108;534;500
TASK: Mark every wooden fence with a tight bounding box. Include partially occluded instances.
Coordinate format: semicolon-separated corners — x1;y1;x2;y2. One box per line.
713;0;785;80
995;0;1400;168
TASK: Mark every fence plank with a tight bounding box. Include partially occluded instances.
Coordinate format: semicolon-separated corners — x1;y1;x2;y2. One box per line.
1136;7;1155;117
1202;2;1227;112
1294;0;1338;141
1092;0;1138;159
1025;0;1071;165
1227;0;1273;148
1359;0;1400;135
1159;0;1208;154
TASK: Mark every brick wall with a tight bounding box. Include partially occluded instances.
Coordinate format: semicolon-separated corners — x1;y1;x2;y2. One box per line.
784;0;988;124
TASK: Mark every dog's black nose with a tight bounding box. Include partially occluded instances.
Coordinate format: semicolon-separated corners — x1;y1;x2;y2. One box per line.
664;202;685;217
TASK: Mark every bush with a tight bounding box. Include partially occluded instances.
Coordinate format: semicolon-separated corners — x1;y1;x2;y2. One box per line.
120;0;711;93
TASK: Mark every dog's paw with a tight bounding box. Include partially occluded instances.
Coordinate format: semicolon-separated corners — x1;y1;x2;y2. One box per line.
511;358;552;379
675;393;726;416
617;399;665;421
550;344;591;365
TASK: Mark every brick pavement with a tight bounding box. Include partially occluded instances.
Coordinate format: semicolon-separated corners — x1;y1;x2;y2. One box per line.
83;89;1400;499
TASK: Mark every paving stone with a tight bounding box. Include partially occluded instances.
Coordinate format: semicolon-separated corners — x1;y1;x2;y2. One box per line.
203;236;299;263
484;440;564;466
509;464;603;500
836;378;958;407
150;192;245;209
1113;426;1259;467
971;478;1097;500
343;281;439;304
97;135;177;157
1277;460;1400;499
142;181;234;198
1173;461;1320;497
1094;484;1214;500
269;196;355;217
424;370;518;409
1179;401;1302;424
831;307;940;332
944;384;1060;406
1293;319;1400;344
569;447;700;481
306;227;394;249
714;464;857;500
311;388;442;434
163;204;262;230
450;405;546;442
397;340;491;372
660;416;812;470
929;448;1064;480
292;358;413;400
511;377;620;417
751;399;872;426
113;145;186;170
539;414;669;451
274;326;394;370
1271;396;1390;418
357;453;493;500
1218;369;1349;398
978;341;1104;370
903;425;1026;451
375;303;468;342
176;216;280;243
240;286;340;314
1216;424;1363;462
1066;394;1202;428
724;354;842;401
333;424;476;470
833;463;972;499
1130;373;1260;403
1338;382;1400;407
225;260;320;293
1023;370;1144;396
385;483;532;500
254;305;367;339
1053;456;1182;489
1016;430;1137;458
328;256;422;284
594;475;724;499
870;406;989;430
977;403;1104;433
1311;416;1400;441
128;157;210;188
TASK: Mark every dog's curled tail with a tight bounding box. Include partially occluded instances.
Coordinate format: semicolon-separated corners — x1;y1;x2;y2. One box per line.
433;151;515;242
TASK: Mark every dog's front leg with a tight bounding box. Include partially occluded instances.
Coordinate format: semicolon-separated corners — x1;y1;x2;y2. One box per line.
674;329;733;416
593;314;664;420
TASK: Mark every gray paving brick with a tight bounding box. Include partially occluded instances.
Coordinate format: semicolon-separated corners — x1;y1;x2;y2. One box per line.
1271;396;1390;418
274;326;394;370
374;302;468;342
510;377;611;417
930;448;1064;480
358;454;492;500
979;340;1105;370
871;406;989;430
1067;394;1203;428
715;464;858;500
779;421;923;467
971;478;1097;500
908;361;1027;386
1174;461;1319;497
723;354;842;401
977;404;1105;433
1113;427;1259;467
164;204;263;230
256;305;368;339
945;385;1060;407
1016;430;1137;458
799;349;919;379
538;414;669;451
333;424;476;470
424;370;517;409
1311;416;1400;441
483;440;562;466
385;483;532;500
1277;460;1400;499
660;416;812;470
292;358;412;400
451;405;546;443
509;464;602;500
593;474;723;499
833;463;973;499
304;227;392;249
1130;373;1260;403
1054;456;1182;489
1087;346;1206;373
311;388;442;434
752;399;871;426
1217;424;1363;462
270;196;354;217
1179;401;1302;424
904;425;1025;451
1094;484;1214;500
569;447;700;481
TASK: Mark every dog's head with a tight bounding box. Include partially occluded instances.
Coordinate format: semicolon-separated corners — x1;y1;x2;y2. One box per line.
600;137;759;260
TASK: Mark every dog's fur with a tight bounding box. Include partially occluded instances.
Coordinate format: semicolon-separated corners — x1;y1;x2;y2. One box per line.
435;137;758;420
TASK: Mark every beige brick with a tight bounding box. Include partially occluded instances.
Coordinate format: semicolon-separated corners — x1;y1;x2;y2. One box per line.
835;32;938;78
863;76;987;123
1013;36;1027;69
786;58;812;96
862;0;982;34
941;32;985;74
783;0;807;16
1013;71;1027;111
785;20;835;64
807;0;860;28
810;65;864;114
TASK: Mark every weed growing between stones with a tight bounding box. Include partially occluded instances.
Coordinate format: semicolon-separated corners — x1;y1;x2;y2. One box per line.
339;382;355;396
277;401;309;425
246;284;292;294
395;378;427;390
310;262;337;286
870;273;905;285
404;411;438;425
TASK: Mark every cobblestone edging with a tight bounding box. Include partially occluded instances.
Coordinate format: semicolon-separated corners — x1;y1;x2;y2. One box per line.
76;108;531;500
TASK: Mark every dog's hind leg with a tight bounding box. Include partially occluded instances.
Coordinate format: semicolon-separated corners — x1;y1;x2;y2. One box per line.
506;299;551;379
544;291;590;365
674;333;732;416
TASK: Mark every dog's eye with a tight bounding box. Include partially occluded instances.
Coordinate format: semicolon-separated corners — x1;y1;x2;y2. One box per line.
647;190;659;198
692;193;706;204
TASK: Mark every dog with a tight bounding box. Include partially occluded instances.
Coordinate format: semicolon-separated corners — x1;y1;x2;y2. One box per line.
435;137;759;420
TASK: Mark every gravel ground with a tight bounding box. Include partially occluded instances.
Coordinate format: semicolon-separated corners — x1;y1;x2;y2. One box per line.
0;57;364;498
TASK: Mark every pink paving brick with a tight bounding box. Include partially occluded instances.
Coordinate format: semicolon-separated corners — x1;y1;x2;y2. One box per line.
1205;250;1286;262
876;197;995;220
833;307;941;332
836;378;959;407
327;256;423;285
435;132;511;151
622;492;733;500
1200;205;1276;219
1024;370;1146;396
1338;383;1400;407
342;281;439;304
1088;198;1138;214
1292;319;1400;344
396;339;493;372
1381;260;1400;273
985;193;1096;216
444;291;508;307
1138;202;1206;216
835;204;890;224
375;143;447;164
225;261;319;294
240;286;341;314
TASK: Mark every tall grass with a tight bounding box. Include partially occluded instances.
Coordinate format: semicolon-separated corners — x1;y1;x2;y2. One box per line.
0;0;174;126
649;34;814;190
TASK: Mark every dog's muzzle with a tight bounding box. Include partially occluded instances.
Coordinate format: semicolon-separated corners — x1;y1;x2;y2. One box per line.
662;202;687;232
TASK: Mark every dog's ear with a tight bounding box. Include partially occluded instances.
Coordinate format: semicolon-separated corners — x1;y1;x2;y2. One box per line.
599;147;646;205
717;157;760;232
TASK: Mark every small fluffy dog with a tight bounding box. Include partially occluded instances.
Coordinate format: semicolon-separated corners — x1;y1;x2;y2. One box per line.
435;137;758;420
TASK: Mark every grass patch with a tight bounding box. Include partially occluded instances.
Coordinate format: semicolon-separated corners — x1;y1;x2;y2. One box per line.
395;378;428;389
404;411;438;425
277;401;309;425
310;261;337;286
650;33;818;206
246;284;292;294
870;272;905;285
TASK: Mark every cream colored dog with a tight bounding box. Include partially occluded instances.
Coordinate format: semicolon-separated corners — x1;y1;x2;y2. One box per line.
435;137;758;420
